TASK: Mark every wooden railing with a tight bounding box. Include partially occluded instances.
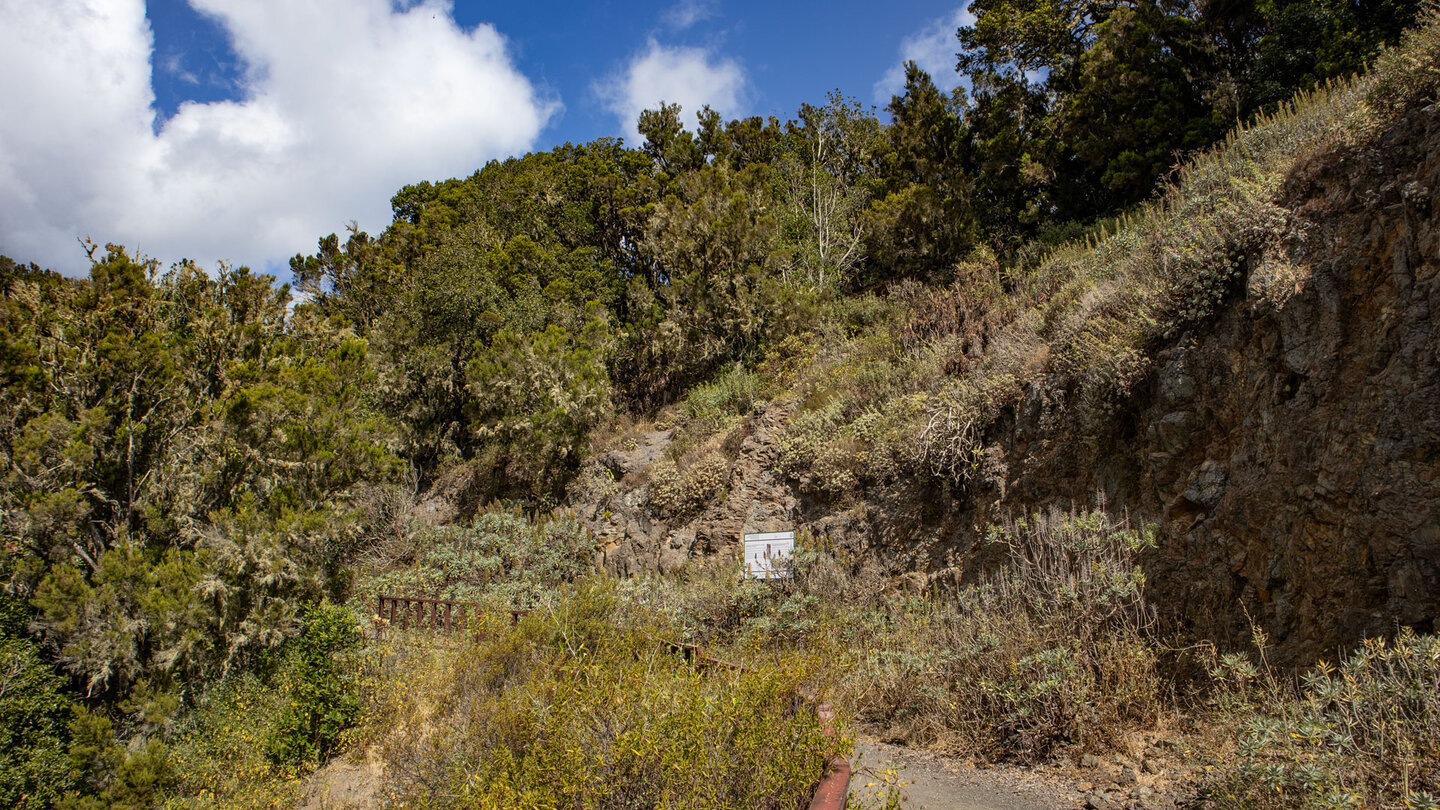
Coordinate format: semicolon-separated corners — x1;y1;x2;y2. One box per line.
375;594;528;633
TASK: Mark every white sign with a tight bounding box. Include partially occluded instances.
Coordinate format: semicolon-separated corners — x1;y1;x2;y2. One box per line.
744;531;795;579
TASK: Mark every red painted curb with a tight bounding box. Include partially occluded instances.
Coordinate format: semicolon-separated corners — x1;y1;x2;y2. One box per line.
808;702;851;810
808;755;852;810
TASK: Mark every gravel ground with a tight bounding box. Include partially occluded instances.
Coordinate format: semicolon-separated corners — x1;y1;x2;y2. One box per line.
847;735;1198;809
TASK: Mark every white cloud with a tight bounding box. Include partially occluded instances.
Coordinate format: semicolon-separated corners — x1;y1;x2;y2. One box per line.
597;39;745;146
875;5;975;102
660;0;715;32
0;0;555;275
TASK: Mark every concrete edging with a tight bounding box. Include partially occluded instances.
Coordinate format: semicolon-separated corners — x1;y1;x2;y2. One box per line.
807;702;852;810
808;755;853;810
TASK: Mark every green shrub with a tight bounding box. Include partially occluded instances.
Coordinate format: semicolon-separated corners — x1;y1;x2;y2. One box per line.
1362;8;1440;116
264;603;364;767
63;705;171;810
777;395;927;497
163;671;303;809
685;363;765;429
0;638;77;809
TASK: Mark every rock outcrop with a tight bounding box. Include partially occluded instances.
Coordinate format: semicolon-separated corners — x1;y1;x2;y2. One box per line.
570;406;803;575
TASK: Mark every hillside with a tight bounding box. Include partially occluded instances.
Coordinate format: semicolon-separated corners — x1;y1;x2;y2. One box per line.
3;6;1440;809
566;45;1440;665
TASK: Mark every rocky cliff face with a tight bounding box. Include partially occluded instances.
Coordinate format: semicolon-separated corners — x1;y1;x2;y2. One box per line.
567;102;1440;663
1004;101;1440;660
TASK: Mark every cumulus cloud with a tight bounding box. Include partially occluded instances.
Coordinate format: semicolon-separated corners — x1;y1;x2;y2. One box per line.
597;39;745;146
0;0;555;275
875;5;976;102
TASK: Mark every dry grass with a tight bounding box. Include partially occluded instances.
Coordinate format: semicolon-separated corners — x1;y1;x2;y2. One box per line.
752;10;1440;495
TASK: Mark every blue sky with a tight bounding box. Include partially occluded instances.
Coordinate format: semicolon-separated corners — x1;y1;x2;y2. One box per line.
1;0;971;275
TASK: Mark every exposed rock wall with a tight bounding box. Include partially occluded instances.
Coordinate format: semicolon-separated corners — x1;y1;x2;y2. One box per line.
574;406;802;576
567;102;1440;663
1133;101;1440;658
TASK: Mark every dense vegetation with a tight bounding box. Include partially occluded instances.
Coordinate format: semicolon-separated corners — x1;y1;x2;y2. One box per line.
1;3;1436;806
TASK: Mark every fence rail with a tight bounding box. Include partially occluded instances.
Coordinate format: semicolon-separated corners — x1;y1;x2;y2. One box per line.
376;594;529;633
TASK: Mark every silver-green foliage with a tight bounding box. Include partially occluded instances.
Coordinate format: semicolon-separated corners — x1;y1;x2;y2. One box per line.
1207;629;1440;808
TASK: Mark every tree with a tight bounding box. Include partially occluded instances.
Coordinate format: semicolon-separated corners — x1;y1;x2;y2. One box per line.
776;92;885;290
949;0;1424;237
868;64;979;279
638;102;703;176
1054;3;1219;211
2;247;398;697
467;309;613;502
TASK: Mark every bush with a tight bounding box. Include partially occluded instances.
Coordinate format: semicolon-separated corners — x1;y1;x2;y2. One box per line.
648;447;731;520
63;704;171;810
164;672;303;809
356;509;596;608
376;580;838;809
264;603;364;767
685;363;765;430
778;394;928;497
849;584;1161;762
1203;629;1440;808
0;638;76;809
835;504;1162;761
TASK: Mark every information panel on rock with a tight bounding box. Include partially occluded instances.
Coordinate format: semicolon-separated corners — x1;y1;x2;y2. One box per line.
744;530;795;580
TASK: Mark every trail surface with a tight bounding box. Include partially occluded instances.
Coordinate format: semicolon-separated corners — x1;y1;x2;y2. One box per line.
848;738;1078;810
848;734;1194;810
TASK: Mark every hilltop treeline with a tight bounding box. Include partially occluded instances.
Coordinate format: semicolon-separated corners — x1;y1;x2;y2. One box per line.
0;1;1427;805
288;0;1421;500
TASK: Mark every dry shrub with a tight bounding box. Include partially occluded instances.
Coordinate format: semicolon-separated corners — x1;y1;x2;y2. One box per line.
778;395;926;498
845;503;1163;762
373;581;836;809
352;509;596;610
650;504;1165;764
917;369;1027;484
647;445;731;520
353;470;423;570
1362;7;1440;117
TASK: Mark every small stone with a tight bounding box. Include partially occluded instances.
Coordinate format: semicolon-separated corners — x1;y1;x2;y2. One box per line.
1116;766;1140;785
1086;793;1115;810
1081;754;1100;769
1077;781;1095;792
1137;785;1154;797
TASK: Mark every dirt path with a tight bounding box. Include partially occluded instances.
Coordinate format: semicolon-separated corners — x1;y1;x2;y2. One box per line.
848;738;1083;810
848;733;1198;810
298;734;1188;809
